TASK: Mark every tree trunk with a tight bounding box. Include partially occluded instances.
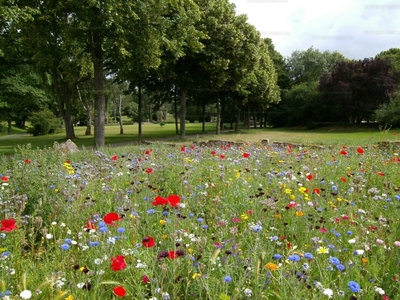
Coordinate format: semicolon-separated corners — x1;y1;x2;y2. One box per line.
118;95;123;134
216;92;220;135
54;75;76;139
253;107;257;129
235;107;240;133
86;109;92;135
89;14;105;148
138;83;142;139
202;101;205;132
180;87;188;138
64;83;76;139
174;85;179;135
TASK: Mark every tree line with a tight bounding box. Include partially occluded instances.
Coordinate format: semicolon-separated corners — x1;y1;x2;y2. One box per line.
1;1;400;147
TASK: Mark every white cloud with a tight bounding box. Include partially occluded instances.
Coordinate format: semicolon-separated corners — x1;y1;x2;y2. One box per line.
230;0;400;59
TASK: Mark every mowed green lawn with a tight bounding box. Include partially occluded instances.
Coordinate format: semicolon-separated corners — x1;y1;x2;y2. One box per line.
0;122;399;156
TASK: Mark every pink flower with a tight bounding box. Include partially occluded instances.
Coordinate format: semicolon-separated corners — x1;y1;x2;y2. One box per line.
394;241;400;247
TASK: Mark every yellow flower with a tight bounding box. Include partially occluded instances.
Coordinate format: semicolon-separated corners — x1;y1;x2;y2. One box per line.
275;213;282;219
188;248;193;254
316;246;329;254
265;262;279;271
296;211;304;217
285;188;292;194
65;296;74;300
162;234;168;239
290;194;296;200
159;220;166;226
192;273;202;279
241;213;249;220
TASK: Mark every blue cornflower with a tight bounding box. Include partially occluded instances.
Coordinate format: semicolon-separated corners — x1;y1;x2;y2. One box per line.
288;254;301;262
273;254;283;260
223;276;232;283
188;213;194;217
117;227;125;234
329;256;340;265
61;244;70;250
202;225;209;229
162;211;169;216
348;281;361;293
98;221;106;227
197;218;204;223
1;251;11;257
147;209;156;214
99;226;108;233
88;241;100;247
269;235;279;241
336;264;345;271
304;253;314;260
64;238;72;244
347;231;353;235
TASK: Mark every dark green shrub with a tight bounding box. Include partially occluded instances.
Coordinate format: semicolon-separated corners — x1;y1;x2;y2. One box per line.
27;109;60;136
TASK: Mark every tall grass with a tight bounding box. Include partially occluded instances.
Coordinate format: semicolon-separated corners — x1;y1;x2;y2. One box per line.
0;140;399;299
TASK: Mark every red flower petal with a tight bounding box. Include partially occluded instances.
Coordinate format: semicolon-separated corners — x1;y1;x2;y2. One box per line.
141;275;150;284
110;255;126;271
306;174;313;181
111;155;118;161
168;251;178;259
152;196;169;206
146;168;153;174
142;236;155;248
242;152;250;158
357;147;364;154
113;286;126;297
0;219;17;232
340;150;347;155
103;212;121;225
167;195;180;207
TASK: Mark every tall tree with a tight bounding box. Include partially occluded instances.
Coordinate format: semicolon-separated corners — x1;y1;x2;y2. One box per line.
286;46;346;85
319;58;399;123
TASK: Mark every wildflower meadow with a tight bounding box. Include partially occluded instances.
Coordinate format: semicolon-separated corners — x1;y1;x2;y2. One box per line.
0;141;400;299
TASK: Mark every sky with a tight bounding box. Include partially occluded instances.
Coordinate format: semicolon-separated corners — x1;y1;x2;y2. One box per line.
230;0;400;60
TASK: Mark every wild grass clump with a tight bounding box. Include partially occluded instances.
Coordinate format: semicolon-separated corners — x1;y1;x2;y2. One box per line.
0;141;399;299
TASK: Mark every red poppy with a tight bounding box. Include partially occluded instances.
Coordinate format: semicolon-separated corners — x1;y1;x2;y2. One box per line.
319;227;327;233
220;155;225;159
167;195;180;207
137;158;142;162
110;255;127;271
357;147;364;154
141;275;150;284
24;159;31;164
142;236;156;248
312;188;321;195
1;176;9;183
180;146;186;152
65;160;71;164
111;155;118;161
145;149;152;155
340;176;347;182
168;251;178;259
340;150;347;155
211;150;216;155
242;152;250;158
0;218;17;232
306;174;313;181
382;295;391;300
85;220;96;231
146;168;153;174
113;286;126;297
394;132;397;136
377;172;385;176
103;212;121;225
152;196;169;206
288;201;297;208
